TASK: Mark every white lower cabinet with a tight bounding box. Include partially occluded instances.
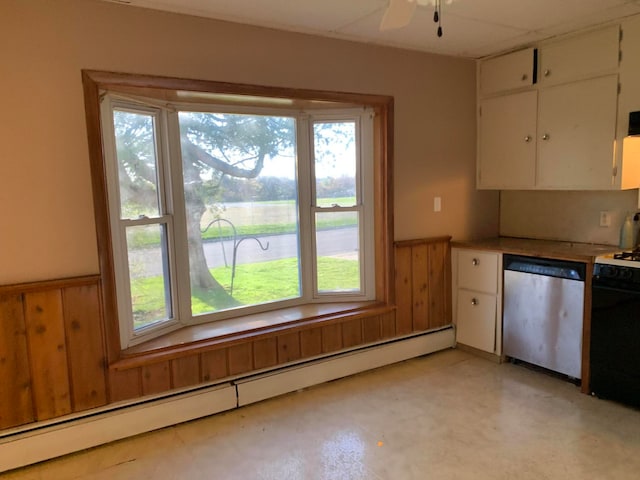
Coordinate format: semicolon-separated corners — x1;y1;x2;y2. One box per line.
456;290;497;353
453;248;502;355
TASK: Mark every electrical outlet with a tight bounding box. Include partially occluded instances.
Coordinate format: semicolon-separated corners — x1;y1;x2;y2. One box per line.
434;196;442;212
600;211;611;227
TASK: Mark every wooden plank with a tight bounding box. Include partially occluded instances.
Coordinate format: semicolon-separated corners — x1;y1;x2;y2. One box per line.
380;310;396;339
394;246;413;334
428;242;447;329
109;368;141;402
443;241;452;327
228;343;253;375
277;332;301;364
394;236;452;248
201;349;229;382
0;275;101;296
24;290;72;420
62;284;107;412
0;293;34;429
321;323;343;353
412;244;430;331
171;356;200;389
362;315;381;344
141;361;171;396
342;318;363;348
253;337;278;370
300;328;322;358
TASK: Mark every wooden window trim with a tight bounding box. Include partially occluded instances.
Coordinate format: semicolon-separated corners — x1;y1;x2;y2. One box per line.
81;70;395;365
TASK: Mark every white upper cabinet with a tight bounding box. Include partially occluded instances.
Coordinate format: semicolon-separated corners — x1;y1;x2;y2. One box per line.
480;48;535;96
537;75;619;189
476;24;630;191
538;25;620;86
478;91;537;189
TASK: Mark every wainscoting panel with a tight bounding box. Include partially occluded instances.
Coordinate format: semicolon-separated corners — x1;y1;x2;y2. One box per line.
0;237;452;445
394;236;452;332
0;277;106;430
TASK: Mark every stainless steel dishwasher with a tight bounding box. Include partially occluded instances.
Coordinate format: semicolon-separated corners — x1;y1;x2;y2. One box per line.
503;254;586;379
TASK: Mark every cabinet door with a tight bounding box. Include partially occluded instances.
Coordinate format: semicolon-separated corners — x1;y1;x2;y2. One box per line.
539;25;619;86
457;250;498;294
537;75;618;189
480;48;535;96
478;91;537;189
456;290;496;353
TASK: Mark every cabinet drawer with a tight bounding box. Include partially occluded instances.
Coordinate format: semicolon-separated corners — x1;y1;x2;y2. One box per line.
457;250;499;293
480;47;535;96
456;290;496;353
539;25;619;86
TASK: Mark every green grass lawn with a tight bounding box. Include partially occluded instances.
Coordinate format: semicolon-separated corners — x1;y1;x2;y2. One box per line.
131;256;359;329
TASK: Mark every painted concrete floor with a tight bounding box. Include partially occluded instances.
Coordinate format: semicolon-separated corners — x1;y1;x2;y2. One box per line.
5;349;640;479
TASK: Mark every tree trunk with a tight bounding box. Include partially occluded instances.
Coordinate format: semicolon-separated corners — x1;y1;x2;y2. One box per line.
184;186;237;308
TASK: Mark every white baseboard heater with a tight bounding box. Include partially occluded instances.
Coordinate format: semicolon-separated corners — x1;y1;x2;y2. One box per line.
0;327;454;473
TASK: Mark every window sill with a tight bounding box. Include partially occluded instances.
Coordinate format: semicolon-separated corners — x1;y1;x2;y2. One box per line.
113;301;393;370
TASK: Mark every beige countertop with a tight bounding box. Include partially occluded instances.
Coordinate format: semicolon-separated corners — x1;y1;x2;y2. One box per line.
452;237;621;263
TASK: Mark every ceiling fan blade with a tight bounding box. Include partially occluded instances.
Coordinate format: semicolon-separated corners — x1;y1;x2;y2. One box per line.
380;0;417;31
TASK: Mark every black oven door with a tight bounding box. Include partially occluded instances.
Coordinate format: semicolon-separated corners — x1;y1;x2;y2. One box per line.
590;280;640;408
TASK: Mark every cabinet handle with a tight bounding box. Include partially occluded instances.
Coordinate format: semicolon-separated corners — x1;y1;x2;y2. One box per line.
471;298;479;306
524;135;532;143
521;73;528;81
542;133;550;140
472;258;479;266
544;69;551;77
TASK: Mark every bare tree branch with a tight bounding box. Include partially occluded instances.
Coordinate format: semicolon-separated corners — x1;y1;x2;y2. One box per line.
181;137;264;179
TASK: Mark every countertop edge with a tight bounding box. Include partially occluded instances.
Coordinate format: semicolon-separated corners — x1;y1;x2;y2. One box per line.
451;237;620;263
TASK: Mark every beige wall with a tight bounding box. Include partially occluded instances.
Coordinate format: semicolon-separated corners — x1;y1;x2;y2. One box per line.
0;0;497;285
500;190;639;245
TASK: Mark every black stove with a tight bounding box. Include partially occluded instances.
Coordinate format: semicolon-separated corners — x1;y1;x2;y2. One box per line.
591;249;640;408
594;250;640;288
613;250;640;261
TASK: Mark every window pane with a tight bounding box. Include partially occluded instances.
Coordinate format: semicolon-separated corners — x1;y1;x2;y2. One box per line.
313;121;357;207
315;211;361;293
126;224;173;330
113;110;161;219
178;112;300;315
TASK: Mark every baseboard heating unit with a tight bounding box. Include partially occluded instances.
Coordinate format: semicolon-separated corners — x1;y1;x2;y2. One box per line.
0;327;454;473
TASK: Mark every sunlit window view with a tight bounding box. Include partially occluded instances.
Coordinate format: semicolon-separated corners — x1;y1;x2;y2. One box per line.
113;109;174;330
178;112;301;315
105;97;373;346
313;121;361;293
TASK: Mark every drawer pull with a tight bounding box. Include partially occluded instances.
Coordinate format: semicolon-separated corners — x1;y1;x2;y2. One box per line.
471;298;479;306
472;258;480;266
521;73;528;81
544;69;551;77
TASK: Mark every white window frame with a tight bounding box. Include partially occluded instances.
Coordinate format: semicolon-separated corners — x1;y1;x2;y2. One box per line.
101;93;375;348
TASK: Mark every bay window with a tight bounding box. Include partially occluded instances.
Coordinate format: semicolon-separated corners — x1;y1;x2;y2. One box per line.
98;87;377;348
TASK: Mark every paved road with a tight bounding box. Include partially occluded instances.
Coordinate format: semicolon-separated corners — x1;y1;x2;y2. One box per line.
130;226;358;278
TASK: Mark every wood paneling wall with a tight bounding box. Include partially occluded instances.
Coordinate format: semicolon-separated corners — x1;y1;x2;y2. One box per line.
108;309;398;403
0;237;451;431
0;277;106;429
394;237;452;334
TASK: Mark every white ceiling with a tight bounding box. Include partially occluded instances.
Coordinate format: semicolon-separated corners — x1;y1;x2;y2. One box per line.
103;0;640;58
